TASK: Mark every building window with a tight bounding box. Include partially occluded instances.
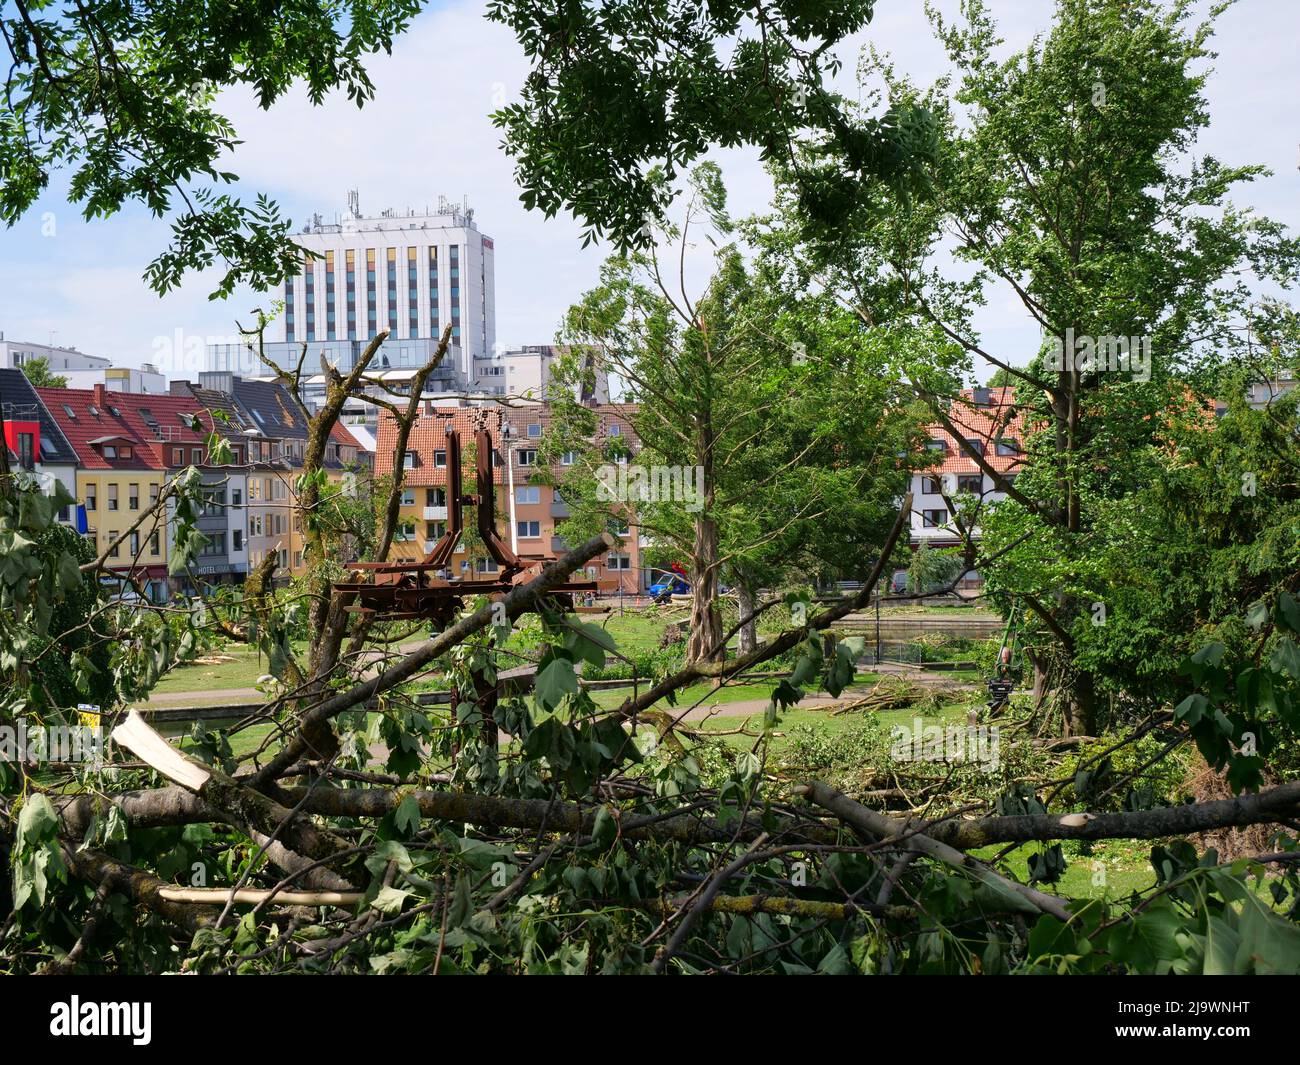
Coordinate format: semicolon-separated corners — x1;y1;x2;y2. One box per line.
85;486;96;511
957;474;983;494
17;432;34;469
963;437;986;456
515;486;540;505
107;484;118;511
192;448;202;465
149;484;158;507
925;439;947;453
366;248;377;337
449;244;460;338
921;476;943;495
232;488;242;506
128;484;139;510
107;534;119;558
403;451;416;469
173;447;184;465
517;520;541;538
233;529;243;552
995;438;1020;456
324;250;336;341
304;253;316;342
517;449;537;466
129;531;140;556
386;247;398;335
434;449;447;468
346;249;357;341
407;247;418;337
606;553;631;570
150;531;160;556
103;445;116;459
609;424;621;436
527;424;542;438
285;274;295;342
401;488;416;506
922;509;948;528
428;247;440;335
561;451;576;466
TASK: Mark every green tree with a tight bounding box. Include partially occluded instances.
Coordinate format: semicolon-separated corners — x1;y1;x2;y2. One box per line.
545;166;923;663
18;356;67;389
775;0;1300;733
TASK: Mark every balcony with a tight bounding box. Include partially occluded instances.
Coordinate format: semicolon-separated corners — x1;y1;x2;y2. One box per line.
550;498;570;519
423;505;447;520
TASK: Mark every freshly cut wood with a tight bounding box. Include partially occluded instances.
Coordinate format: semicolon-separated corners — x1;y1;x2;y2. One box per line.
158;887;363;906
111;710;212;791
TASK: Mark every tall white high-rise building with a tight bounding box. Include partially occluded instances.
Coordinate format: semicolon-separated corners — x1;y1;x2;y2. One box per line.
208;193;496;391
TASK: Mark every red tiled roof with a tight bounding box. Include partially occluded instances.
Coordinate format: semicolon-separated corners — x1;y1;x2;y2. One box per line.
375;406;508;486
376;402;644;484
330;421;364;450
921;387;1026;476
38;386;213;470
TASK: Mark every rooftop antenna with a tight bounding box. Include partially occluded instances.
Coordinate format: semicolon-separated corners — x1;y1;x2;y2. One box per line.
346;189;360;218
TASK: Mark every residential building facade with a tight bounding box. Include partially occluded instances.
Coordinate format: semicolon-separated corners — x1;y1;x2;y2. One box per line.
0;368;79;515
374;401;646;594
908;386;1024;588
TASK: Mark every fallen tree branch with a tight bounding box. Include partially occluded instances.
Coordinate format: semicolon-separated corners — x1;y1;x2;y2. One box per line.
797;781;1072;922
61;846;214;935
110;711;358;889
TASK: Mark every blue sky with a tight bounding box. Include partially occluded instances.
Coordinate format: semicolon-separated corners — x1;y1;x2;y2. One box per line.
0;0;1295;377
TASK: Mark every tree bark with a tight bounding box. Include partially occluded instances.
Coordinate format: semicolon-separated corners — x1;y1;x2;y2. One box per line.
735;575;758;656
687;512;724;665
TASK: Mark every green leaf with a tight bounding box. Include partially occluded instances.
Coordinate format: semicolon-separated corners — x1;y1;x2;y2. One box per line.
17;793;59;845
370;885;412;915
1270;638;1300;680
394;794;421;836
1173;693;1208;725
535;657;579;710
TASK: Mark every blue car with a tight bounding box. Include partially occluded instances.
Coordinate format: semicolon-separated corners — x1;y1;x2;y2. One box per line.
648;575;690;601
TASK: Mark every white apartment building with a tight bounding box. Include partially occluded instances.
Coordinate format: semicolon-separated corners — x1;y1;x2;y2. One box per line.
64;363;167;394
0;336;111;373
207;193;494;389
499;344;611;403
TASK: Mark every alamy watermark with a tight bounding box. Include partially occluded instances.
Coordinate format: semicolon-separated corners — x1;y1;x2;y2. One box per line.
1;722;105;767
595;464;705;513
1045;328;1151;382
890;717;1001;772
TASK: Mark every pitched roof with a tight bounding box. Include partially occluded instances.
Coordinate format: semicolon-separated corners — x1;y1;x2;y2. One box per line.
228;378;310;441
37;386;213;470
921;387;1025;476
0;369;78;465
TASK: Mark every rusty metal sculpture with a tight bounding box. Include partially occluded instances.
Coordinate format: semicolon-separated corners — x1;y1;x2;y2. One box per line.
333;410;596;630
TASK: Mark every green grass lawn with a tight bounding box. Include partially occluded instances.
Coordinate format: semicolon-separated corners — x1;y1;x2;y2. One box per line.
150;641;309;695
